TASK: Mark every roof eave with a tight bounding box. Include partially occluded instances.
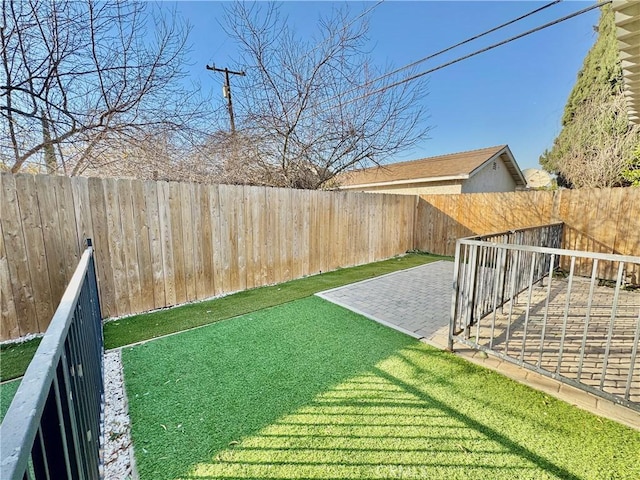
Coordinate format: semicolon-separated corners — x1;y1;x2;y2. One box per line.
614;0;640;125
467;145;527;187
339;174;469;190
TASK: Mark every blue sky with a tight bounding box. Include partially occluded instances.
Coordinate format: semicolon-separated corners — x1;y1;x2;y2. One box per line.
169;1;600;171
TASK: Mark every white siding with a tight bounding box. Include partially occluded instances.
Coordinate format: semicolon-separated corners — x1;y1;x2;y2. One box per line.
461;156;516;193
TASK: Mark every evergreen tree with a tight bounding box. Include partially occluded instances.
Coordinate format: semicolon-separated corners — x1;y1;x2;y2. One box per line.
540;5;639;188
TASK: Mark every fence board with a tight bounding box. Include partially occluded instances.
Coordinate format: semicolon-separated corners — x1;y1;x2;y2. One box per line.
71;177;93;253
241;186;255;290
264;188;277;283
1;174;36;337
332;191;339;267
325;191;336;271
291;189;302;280
157;181;176;306
190;184;204;298
367;193;380;263
355;193;368;266
180;182;196;302
217;185;234;291
15;175;54;331
144;181;165;309
308;190;320;275
169;182;187;304
236;186;248;291
103;178;130;316
276;188;289;281
247;186;264;288
35;175;67;312
0;218;19;340
197;184;214;299
87;177;116;317
118;179;143;314
400;195;412;253
52;176;80;278
131;180;155;312
209;185;224;296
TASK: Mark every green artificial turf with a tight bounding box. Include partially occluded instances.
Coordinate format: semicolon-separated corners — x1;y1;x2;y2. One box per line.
104;252;445;350
123;296;640;480
0;379;20;423
0;253;444;382
0;338;41;382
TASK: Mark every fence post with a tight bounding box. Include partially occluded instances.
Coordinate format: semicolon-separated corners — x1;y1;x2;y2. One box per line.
448;240;462;351
465;244;479;338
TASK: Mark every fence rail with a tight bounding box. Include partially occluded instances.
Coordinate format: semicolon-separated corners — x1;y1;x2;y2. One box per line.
0;243;103;479
450;225;640;411
450;223;564;337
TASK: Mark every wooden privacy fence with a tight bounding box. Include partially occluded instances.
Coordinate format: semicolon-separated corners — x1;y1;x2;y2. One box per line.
3;172;640;341
1;173;415;340
415;188;640;265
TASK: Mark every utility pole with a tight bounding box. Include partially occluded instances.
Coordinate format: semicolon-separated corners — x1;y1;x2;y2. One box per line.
206;64;245;133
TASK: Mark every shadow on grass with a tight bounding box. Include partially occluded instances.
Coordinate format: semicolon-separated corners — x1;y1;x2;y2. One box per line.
181;365;582;479
123;298;639;480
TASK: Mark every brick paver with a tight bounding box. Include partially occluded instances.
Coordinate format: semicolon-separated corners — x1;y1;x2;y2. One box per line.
469;278;640;404
316;260;454;340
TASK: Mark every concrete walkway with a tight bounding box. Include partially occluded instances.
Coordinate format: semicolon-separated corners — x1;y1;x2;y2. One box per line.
316;260;640;430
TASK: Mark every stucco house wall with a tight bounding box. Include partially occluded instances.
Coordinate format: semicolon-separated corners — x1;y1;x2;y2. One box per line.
349;180;463;195
461;155;516;193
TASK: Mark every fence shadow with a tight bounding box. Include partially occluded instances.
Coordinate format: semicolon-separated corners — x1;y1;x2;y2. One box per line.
179;345;605;480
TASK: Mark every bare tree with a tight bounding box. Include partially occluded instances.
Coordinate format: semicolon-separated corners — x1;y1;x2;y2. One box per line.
221;2;430;189
1;0;211;175
547;88;640;188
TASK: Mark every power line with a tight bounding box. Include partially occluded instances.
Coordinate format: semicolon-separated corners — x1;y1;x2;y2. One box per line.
313;0;564;110
319;0;609;112
357;0;562;93
343;0;385;31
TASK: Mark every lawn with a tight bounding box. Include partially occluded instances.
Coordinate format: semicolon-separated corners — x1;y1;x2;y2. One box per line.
0;379;20;422
0;338;41;382
123;296;640;480
0;252;445;382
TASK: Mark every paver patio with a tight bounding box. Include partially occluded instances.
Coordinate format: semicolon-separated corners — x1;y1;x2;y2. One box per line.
317;261;640;430
316;260;454;341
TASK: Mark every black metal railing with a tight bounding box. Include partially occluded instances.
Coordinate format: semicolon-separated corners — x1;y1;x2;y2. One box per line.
449;225;640;411
0;242;104;479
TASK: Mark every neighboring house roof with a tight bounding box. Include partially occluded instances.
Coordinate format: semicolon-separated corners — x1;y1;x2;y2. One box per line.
614;0;640;125
338;145;526;189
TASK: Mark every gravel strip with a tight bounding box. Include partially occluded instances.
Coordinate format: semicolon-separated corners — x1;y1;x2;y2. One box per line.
103;350;137;480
